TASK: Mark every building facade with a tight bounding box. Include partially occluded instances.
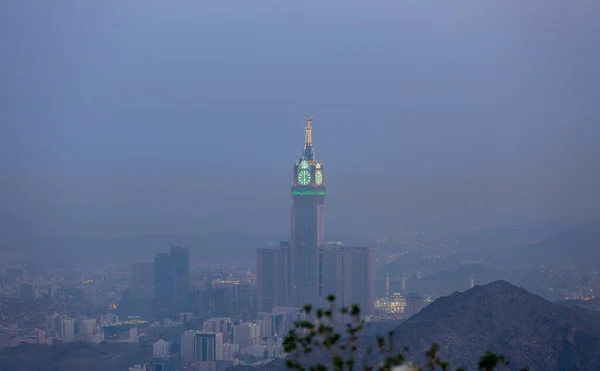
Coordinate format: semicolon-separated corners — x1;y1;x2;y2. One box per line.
153;246;190;318
318;242;376;314
289;116;326;306
131;261;154;291
194;331;224;371
211;280;251;317
255;116;374;314
256;241;291;312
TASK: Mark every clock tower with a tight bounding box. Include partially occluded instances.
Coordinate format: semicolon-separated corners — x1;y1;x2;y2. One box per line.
290;116;326;306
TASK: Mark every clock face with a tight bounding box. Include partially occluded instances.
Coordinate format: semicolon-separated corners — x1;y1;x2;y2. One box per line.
299;160;310;170
298;170;311;185
315;170;323;185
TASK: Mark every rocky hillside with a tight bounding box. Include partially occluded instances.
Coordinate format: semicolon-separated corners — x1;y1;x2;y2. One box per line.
248;280;600;371
387;280;600;370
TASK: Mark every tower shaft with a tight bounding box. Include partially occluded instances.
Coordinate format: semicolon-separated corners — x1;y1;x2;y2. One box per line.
289;116;325;306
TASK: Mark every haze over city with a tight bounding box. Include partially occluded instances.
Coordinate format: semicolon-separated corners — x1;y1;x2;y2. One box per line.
2;0;599;241
1;1;600;371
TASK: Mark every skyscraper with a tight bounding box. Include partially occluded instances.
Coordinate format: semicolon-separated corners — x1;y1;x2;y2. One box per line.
318;242;375;314
203;317;233;342
290;116;326;306
211;279;251;317
194;331;224;371
153;339;170;357
256;241;291;312
154;246;190;318
345;246;376;314
131;261;154;291
59;317;75;342
180;331;196;367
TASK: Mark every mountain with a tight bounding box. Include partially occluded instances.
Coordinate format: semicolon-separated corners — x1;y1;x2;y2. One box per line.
247;280;600;371
0;342;152;371
387;281;600;370
480;224;600;269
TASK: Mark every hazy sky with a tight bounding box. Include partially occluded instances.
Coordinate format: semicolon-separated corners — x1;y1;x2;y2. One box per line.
1;0;599;239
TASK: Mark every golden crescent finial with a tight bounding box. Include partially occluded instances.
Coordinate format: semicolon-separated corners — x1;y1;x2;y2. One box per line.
304;114;313;128
304;115;313;148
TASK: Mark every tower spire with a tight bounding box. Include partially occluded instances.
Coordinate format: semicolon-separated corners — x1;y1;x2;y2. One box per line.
304;115;313;148
302;115;315;160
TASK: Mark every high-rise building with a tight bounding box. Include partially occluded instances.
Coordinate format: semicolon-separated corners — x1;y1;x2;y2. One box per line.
189;287;211;319
153;339;170;357
131;261;154;291
203;317;233;342
59;317;75;342
180;331;196;367
221;342;239;360
194;331;224;371
170;246;190;316
153;247;190;318
233;322;260;350
255;312;287;338
211;280;251;317
345;246;376;314
256;241;291;312
318;242;375;314
289;116;326;306
77;318;96;341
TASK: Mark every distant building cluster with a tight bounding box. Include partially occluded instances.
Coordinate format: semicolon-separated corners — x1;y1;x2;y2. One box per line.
0;118;378;368
123;307;302;371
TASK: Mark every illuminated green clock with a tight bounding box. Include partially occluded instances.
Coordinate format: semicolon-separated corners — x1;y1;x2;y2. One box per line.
299;160;310;170
315;170;323;185
298;170;311;185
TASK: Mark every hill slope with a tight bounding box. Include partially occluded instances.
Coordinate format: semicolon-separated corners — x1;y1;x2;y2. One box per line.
248;281;600;371
481;225;600;269
389;281;600;370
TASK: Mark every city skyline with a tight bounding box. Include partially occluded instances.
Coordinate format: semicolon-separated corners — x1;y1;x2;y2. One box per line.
2;1;600;369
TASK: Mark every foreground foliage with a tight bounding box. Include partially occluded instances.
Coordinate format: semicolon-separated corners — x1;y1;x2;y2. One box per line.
282;295;527;371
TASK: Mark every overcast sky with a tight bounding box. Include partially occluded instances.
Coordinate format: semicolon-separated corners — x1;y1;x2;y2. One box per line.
1;0;599;240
